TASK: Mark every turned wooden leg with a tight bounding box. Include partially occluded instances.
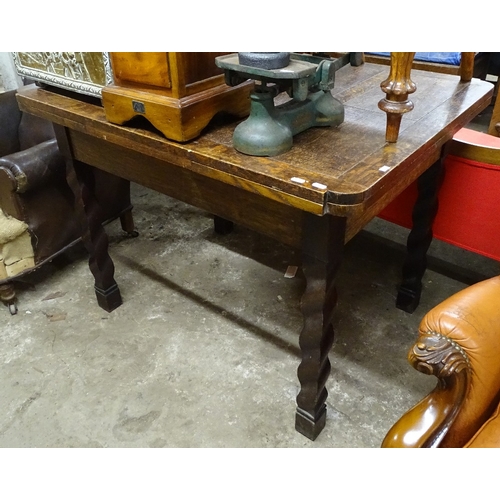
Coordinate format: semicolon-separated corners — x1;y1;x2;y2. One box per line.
459;52;475;82
213;215;234;235
295;213;346;440
378;52;416;143
350;52;364;67
0;282;17;314
397;157;444;313
53;125;122;312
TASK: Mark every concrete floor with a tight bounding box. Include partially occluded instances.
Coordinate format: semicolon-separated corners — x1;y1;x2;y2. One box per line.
2;179;499;448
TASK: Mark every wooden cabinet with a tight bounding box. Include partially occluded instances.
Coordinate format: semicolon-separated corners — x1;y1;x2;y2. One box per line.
102;52;253;142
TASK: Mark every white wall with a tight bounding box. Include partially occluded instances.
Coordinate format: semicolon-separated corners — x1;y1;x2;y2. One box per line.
0;52;23;91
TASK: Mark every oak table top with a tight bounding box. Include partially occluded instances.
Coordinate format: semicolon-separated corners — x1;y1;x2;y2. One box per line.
17;63;492;241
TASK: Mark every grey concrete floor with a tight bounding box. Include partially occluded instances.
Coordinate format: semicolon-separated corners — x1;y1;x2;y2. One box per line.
2;180;499;448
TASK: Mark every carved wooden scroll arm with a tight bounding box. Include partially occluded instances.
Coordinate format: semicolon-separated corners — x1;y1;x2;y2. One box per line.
379;52;416;143
381;331;470;448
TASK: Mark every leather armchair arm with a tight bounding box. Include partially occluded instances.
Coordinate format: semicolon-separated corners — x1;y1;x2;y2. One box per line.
382;276;500;447
0;138;64;194
382;332;470;447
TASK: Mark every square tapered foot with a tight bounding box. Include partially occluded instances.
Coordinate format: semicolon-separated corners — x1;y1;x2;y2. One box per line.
94;283;122;312
214;216;234;235
396;285;421;313
295;406;327;441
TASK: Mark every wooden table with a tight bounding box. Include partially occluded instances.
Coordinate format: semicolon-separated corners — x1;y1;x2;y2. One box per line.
16;62;493;441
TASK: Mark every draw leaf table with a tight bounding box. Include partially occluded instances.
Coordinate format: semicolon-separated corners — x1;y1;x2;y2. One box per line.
16;62;493;440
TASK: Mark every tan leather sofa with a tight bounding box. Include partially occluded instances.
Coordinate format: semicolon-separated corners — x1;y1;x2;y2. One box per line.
382;276;500;447
0;87;136;314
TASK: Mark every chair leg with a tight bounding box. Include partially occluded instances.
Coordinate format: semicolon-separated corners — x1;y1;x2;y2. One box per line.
119;208;139;237
0;282;18;315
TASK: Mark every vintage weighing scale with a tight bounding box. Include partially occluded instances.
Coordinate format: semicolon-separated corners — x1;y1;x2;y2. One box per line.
215;52;361;156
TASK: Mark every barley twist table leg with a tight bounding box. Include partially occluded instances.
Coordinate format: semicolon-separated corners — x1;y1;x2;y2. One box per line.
295;213;346;440
53;125;122;312
397;157;444;312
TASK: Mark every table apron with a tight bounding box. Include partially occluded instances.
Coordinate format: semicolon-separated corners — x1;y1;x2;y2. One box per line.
68;129;310;249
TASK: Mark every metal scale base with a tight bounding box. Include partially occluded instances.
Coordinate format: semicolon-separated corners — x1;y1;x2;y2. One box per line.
216;52;357;157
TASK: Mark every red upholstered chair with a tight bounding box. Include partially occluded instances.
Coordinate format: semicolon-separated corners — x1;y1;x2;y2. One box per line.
382;276;500;447
376;88;500;311
0;87;136;314
379;128;500;262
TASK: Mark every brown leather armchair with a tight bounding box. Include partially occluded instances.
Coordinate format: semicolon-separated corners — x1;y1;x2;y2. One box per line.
382;276;500;447
0;87;136;314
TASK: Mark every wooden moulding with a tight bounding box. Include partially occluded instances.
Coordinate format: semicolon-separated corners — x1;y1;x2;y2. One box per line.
101;81;253;142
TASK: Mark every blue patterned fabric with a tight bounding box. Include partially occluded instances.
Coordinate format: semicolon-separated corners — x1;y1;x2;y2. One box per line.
367;52;462;65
